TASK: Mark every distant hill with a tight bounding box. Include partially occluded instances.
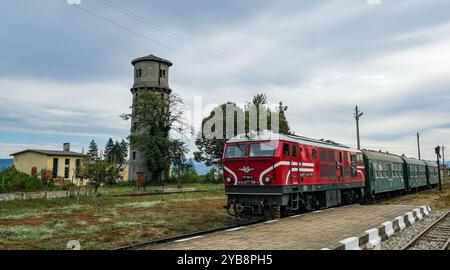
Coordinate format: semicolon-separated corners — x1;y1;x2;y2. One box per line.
0;159;13;171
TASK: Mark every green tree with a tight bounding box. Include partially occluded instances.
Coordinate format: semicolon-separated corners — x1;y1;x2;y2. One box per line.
79;160;120;201
104;138;114;162
194;94;291;166
194;102;243;166
121;91;184;183
168;139;189;188
277;101;290;134
119;139;129;163
86;140;99;161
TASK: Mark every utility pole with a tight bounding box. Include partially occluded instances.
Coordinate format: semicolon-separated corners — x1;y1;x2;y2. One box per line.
354;106;364;150
417;132;421;160
436;146;442;191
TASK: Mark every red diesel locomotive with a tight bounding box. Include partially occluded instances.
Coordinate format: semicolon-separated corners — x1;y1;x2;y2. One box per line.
223;131;365;218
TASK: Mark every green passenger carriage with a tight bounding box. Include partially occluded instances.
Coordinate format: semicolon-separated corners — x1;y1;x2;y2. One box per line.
402;156;428;189
425;160;439;186
362;150;406;198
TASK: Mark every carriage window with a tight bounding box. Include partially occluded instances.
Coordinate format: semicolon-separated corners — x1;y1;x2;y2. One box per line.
249;142;276;157
282;143;290;156
312;149;317;160
225;144;247;158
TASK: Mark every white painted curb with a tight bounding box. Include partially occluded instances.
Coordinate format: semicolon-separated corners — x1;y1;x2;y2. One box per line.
395;216;406;230
365;228;381;250
427;206;432;213
406;211;415;225
381;221;394;238
421;205;429;216
414;208;423;220
339;237;361;250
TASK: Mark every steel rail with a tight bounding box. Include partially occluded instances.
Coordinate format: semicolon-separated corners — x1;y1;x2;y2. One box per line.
401;210;450;250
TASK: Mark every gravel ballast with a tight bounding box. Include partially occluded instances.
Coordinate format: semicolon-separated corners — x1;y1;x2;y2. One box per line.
381;209;449;250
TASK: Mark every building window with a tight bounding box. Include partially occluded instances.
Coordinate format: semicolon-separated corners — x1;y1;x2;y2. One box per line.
52;158;58;178
64;159;70;179
132;151;136;160
136;69;142;78
159;69;166;78
75;159;81;178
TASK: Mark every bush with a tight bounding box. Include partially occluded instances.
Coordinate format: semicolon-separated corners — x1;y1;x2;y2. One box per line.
0;167;57;193
167;167;223;185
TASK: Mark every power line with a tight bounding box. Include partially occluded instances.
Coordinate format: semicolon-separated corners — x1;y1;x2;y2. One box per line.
98;0;275;85
97;0;353;114
69;3;353;114
71;4;268;88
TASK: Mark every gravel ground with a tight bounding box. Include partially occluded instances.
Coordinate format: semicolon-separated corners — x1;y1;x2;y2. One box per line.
381;209;449;250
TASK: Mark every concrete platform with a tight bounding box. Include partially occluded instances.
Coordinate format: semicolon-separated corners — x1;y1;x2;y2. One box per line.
142;204;421;250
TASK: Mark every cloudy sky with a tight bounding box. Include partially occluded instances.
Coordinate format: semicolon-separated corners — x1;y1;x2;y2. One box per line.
0;0;449;161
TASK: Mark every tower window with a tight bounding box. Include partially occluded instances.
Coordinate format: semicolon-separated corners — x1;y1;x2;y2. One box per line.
159;69;166;78
136;69;142;78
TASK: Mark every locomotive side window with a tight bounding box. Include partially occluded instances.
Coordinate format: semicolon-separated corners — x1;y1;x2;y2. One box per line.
225;144;247;158
320;149;328;162
312;148;317;160
291;145;298;158
328;151;336;161
249;142;276;157
282;143;290;156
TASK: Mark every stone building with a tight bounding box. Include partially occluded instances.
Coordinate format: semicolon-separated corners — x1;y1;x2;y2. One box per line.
10;143;84;184
128;54;172;183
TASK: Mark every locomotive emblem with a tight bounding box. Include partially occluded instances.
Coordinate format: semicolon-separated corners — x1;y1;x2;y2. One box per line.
238;166;255;173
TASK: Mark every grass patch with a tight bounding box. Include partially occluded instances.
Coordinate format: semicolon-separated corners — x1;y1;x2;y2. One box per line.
0;183;235;249
116;200;162;209
0;225;56;241
112;221;141;229
0;210;43;220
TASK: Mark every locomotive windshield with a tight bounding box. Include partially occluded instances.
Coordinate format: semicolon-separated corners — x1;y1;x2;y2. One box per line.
225;144;247;158
249;142;277;157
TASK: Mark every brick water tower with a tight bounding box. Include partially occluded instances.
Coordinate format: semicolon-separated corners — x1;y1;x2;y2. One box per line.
129;54;173;183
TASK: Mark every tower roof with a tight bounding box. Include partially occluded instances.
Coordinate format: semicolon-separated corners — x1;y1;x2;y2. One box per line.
131;54;173;66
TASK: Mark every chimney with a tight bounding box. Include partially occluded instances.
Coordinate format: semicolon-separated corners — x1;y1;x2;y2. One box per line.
63;143;70;152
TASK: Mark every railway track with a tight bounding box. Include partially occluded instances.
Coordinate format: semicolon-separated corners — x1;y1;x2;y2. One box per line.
113;218;265;250
401;210;450;250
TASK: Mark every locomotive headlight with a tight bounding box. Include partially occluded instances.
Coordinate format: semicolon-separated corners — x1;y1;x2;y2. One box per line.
226;176;232;183
264;176;271;184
